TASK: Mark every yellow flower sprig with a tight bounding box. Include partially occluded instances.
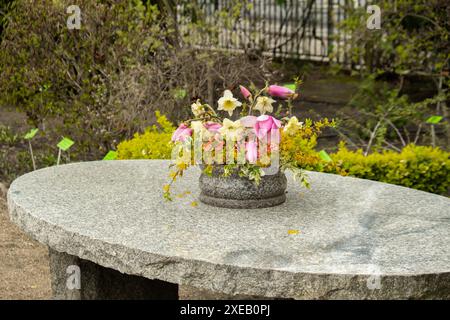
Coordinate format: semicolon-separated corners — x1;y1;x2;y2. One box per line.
163;160;190;201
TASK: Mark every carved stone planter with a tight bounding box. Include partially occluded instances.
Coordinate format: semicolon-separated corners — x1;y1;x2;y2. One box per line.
199;166;287;209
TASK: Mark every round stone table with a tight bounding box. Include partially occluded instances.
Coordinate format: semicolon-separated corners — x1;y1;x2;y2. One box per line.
7;160;450;299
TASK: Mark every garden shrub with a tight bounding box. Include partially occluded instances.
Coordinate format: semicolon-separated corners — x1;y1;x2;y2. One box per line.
312;143;450;195
0;0;165;159
0;0;15;41
116;112;175;160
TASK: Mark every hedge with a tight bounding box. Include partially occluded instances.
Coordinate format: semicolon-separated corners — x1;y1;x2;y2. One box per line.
311;144;450;195
117;112;174;160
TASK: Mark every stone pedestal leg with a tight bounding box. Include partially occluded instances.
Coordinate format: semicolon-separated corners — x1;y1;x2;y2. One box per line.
49;248;82;299
179;285;277;300
48;248;178;300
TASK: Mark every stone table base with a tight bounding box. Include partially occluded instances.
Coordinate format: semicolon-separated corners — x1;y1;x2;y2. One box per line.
179;286;287;300
49;249;178;300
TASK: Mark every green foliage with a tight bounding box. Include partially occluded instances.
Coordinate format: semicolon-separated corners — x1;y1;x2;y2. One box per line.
0;144;56;185
210;163;265;186
117;112;175;160
337;0;449;76
0;0;15;40
0;0;164;158
0;125;18;146
335;0;450;149
310;143;450;196
280;119;333;169
238;164;265;186
338;75;432;151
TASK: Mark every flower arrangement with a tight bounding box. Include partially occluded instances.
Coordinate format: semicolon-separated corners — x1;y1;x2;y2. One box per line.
164;80;334;202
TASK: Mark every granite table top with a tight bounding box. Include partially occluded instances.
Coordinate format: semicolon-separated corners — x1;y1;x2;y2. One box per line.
7;160;450;299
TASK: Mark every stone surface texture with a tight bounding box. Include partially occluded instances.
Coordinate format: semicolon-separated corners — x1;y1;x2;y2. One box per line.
7;160;450;299
199;166;287;209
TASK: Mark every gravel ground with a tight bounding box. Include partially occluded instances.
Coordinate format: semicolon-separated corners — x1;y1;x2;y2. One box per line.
0;189;51;299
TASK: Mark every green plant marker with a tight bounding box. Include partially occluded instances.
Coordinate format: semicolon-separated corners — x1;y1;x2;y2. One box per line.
57;137;74;151
426;115;443;124
56;137;74;165
172;88;187;100
103;150;118;160
283;83;296;91
319;150;332;162
24;128;39;170
24;128;39;140
426;116;442;147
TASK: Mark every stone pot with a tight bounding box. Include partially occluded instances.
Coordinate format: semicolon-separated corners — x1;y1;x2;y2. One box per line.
199;166;287;209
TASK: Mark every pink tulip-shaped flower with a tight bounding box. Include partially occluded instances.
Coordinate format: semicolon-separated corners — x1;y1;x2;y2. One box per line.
267;85;296;99
171;123;193;142
254;115;281;140
239;85;252;100
204;122;222;132
246;141;258;163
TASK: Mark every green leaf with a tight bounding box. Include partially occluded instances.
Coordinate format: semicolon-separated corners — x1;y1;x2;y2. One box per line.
203;164;213;176
283;83;296;91
172;88;187;100
57;137;74;151
319;150;332;162
103;150;118;160
426;115;443;124
24;128;39;140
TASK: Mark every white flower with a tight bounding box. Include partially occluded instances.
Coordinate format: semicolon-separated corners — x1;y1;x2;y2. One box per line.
191;99;204;117
283;116;303;135
191;120;204;134
217;90;242;116
254;96;275;114
218;118;244;140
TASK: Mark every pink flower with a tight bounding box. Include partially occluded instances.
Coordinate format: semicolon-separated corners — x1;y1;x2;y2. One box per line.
239;85;252;100
254;115;281;139
171;123;192;142
246;141;258;163
267;85;296;99
204;122;222;132
203;122;223;153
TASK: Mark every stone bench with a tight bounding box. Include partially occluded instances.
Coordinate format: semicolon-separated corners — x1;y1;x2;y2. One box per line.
7;160;450;299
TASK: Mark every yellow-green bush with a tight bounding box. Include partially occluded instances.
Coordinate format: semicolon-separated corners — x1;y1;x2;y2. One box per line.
117;116;450;195
313;143;450;195
117;112;175;160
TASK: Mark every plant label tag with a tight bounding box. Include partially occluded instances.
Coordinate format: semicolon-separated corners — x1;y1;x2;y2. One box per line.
426;115;443;124
103;150;118;160
319;150;332;162
24;128;39;140
57;137;74;151
283;83;296;91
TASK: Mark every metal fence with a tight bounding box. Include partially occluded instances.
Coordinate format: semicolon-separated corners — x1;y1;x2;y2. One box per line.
178;0;367;65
